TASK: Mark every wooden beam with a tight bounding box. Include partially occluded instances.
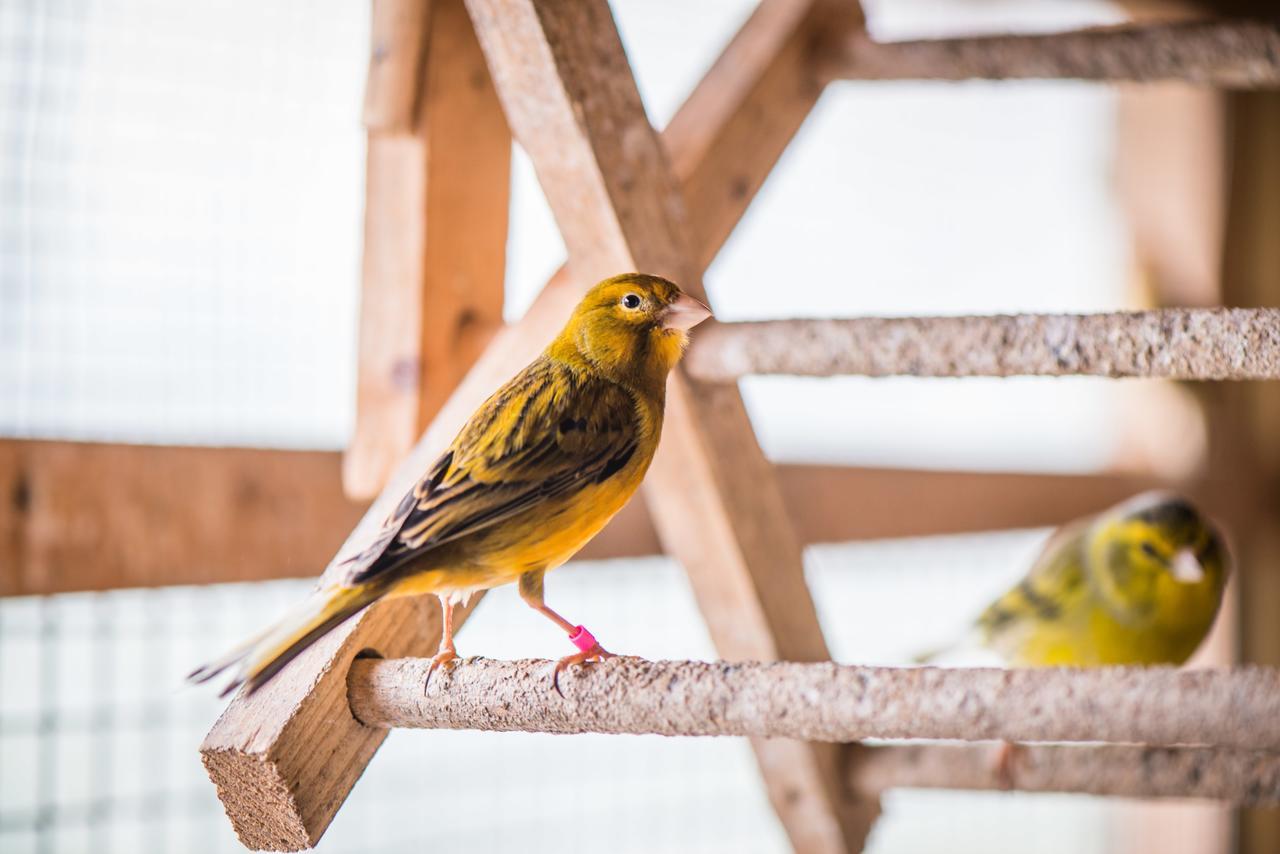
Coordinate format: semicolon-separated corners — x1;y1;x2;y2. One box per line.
199;2;855;848
464;0;873;851
1110;74;1234;852
344;0;510;500
819;19;1280;87
850;743;1280;805
0;435;1186;596
0;441;365;598
362;0;431;132
1218;89;1280;854
663;0;835;270
0;435;1184;596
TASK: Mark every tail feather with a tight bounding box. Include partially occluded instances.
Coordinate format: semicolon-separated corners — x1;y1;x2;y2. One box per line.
188;584;384;697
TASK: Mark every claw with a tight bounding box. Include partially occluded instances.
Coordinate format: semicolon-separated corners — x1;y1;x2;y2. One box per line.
423;646;459;693
993;740;1021;790
551;643;615;697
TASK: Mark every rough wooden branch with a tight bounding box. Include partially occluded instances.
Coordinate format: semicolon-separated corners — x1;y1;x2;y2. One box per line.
850;743;1280;805
821;19;1280;86
684;309;1280;381
349;657;1280;750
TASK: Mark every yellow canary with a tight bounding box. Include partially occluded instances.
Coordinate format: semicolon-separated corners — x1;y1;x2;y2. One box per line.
923;492;1229;667
191;273;710;695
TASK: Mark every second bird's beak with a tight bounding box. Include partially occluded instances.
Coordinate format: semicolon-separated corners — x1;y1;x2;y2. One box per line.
1171;548;1206;584
662;293;713;331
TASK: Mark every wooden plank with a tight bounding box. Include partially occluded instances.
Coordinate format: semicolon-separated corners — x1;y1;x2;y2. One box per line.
664;0;842;270
0;435;1185;596
0;441;365;598
344;0;509;500
1111;70;1234;853
362;0;432;132
1218;90;1280;854
463;0;873;851
199;3;854;848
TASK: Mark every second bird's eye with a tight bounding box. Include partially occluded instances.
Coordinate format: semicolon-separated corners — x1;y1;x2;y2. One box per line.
1140;542;1160;558
621;293;641;309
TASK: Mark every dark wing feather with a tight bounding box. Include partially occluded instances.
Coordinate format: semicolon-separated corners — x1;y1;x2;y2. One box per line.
342;357;640;585
977;521;1090;638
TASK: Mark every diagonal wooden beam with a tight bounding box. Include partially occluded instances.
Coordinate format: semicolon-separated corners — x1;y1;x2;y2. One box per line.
199;2;851;849
463;0;872;851
344;0;511;500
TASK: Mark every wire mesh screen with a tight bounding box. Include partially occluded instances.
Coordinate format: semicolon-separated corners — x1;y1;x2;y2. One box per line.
0;0;366;448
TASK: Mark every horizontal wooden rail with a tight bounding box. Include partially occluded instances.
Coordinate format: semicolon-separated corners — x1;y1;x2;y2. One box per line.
850;743;1280;805
348;658;1280;750
684;308;1280;381
5;438;1180;596
821;19;1280;86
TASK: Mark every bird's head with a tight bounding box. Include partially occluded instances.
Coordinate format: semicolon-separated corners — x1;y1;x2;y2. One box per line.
554;273;712;393
1087;491;1229;628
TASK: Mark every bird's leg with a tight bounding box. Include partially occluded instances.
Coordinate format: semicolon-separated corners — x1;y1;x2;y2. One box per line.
993;740;1022;790
518;570;614;695
424;594;460;691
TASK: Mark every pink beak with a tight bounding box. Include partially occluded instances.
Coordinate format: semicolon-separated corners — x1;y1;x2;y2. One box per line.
662;293;713;331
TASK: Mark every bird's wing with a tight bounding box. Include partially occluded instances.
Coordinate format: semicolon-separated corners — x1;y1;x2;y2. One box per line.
976;522;1091;639
341;357;641;585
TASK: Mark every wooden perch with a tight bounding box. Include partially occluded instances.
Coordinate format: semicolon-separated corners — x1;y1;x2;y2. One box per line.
821;19;1280;86
684;308;1280;381
349;657;1280;750
850;743;1280;805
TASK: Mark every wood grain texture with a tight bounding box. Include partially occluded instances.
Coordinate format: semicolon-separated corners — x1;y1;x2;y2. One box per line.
200;1;847;848
345;0;509;499
1218;90;1280;854
664;0;853;270
463;0;873;850
851;743;1280;804
362;0;431;132
0;441;365;597
0;437;1184;596
820;19;1280;86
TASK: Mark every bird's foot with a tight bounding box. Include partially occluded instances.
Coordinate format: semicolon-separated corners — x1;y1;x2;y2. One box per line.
423;645;459;692
993;740;1021;790
551;625;614;697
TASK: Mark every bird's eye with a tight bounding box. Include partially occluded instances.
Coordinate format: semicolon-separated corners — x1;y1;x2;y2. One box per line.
621;293;641;309
1140;542;1160;559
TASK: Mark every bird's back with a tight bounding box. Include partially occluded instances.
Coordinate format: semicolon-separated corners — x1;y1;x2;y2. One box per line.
344;354;661;599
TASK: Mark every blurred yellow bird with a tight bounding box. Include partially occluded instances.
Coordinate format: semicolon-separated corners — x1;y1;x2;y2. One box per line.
191;273;710;696
922;492;1229;667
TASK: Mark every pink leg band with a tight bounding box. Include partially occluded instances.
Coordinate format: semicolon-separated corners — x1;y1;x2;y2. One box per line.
568;625;597;653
